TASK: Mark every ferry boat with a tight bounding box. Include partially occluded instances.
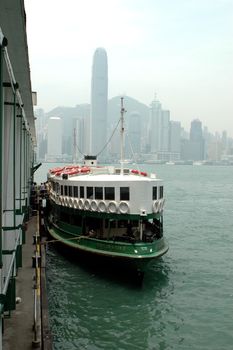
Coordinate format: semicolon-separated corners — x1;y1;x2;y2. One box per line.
45;99;169;280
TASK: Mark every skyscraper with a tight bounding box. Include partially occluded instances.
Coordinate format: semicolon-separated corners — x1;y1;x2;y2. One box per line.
190;119;203;142
181;119;205;160
126;112;141;157
47;117;62;160
190;119;205;160
150;98;162;153
169;121;181;154
149;97;170;155
160;110;170;152
91;48;108;157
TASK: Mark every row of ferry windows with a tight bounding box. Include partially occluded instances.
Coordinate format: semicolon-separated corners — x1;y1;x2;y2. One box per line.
59;185;130;201
52;182;163;200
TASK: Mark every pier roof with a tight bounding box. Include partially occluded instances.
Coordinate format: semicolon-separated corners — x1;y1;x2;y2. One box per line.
0;0;36;143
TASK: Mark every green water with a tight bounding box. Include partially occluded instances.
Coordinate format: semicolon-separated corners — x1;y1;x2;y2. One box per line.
37;164;233;350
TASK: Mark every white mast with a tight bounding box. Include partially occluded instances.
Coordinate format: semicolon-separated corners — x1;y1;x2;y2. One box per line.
73;127;77;164
120;97;126;175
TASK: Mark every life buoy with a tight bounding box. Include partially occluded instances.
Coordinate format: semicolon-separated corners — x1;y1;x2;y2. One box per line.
73;199;78;209
68;198;74;208
64;197;69;207
50;167;65;174
90;200;98;211
108;201;118;213
160;198;165;212
62;168;80;176
84;199;90;210
78;199;84;210
157;199;163;213
153;200;159;213
68;169;80;176
54;170;63;176
131;169;147;177
61;196;65;206
80;167;90;173
57;196;62;205
131;169;139;175
65;165;79;170
140;171;148;177
119;201;129;214
98;201;107;212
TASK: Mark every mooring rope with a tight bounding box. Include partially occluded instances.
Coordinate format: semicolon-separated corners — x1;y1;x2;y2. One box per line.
40;235;86;245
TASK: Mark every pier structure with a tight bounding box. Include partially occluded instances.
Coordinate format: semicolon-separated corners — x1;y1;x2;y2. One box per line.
0;1;50;349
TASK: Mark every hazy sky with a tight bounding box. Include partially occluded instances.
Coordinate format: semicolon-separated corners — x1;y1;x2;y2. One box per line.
25;0;233;135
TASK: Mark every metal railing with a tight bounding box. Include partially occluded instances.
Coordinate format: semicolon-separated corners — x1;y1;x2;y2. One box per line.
0;230;21;314
32;229;41;348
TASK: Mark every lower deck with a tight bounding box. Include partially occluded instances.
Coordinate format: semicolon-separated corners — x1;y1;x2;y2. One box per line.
48;200;164;244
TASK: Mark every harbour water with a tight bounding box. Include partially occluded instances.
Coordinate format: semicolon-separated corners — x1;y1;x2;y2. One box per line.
35;163;233;350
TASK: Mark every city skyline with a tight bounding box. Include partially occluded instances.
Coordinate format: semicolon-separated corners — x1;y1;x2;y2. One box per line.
35;94;232;164
37;93;229;140
25;0;233;136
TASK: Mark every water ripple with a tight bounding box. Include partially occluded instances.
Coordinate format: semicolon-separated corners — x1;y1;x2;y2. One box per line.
45;165;233;350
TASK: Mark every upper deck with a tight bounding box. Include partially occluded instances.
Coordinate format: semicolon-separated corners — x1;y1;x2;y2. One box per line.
48;165;165;217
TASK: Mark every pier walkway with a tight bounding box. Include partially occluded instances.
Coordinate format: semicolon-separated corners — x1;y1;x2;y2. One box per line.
2;207;52;350
3;215;37;349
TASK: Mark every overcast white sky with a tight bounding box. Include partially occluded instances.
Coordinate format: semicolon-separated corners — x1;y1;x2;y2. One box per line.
25;0;233;135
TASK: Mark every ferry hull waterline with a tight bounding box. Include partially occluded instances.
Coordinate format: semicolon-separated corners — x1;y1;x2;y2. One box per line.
46;215;169;278
45;98;169;281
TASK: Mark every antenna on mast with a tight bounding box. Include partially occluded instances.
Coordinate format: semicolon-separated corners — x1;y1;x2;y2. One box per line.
120;97;126;175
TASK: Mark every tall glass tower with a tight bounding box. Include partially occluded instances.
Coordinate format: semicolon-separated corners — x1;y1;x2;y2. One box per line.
91;48;108;158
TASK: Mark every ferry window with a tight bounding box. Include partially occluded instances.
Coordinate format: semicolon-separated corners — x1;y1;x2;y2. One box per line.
104;219;116;228
64;185;68;196
153;187;157;200
69;186;72;197
120;187;130;201
61;185;63;196
87;187;93;199
110;220;116;228
73;186;78;198
80;186;84;198
95;187;103;200
118;220;128;228
105;187;115;200
159;186;163;198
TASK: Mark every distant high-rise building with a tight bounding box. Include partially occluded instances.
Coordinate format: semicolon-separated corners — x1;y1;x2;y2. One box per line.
160;110;170;152
190;119;205;160
126;111;141;156
181;119;205;160
222;130;228;152
190;119;203;142
150;98;162;153
91;47;108;157
34;108;47;160
169;121;181;154
149;97;170;158
47;117;62;160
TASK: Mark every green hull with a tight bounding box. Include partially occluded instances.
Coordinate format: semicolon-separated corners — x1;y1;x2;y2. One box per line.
47;222;169;273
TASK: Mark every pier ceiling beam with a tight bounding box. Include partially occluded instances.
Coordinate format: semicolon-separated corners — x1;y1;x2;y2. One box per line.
0;1;36;145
